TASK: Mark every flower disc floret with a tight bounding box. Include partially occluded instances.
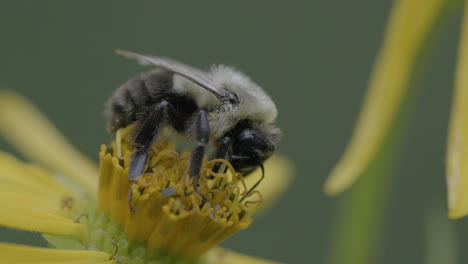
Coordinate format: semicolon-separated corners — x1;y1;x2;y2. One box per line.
95;127;263;262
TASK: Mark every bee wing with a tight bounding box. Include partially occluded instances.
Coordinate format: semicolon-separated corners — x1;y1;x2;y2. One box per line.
116;50;226;99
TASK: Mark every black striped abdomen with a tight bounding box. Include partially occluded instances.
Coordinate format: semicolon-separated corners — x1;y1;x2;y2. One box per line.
105;69;174;132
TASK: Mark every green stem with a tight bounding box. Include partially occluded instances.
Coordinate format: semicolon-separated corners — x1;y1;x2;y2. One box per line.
424;204;458;264
327;128;397;264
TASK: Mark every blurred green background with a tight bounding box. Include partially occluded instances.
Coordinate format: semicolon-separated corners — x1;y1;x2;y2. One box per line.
0;1;467;263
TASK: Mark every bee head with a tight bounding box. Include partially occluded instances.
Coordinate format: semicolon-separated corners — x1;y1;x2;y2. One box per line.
228;121;280;173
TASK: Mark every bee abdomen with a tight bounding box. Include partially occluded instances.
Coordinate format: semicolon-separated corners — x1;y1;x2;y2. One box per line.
105;69;174;132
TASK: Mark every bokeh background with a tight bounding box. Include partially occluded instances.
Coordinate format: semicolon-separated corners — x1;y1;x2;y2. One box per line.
0;1;467;263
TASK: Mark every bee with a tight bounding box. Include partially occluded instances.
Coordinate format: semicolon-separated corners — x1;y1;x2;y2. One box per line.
106;50;281;199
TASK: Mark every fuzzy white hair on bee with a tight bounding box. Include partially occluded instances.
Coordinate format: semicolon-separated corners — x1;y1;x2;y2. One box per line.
172;64;278;138
208;65;278;122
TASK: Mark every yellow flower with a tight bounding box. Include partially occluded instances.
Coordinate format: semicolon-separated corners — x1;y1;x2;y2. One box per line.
323;0;468;218
0;90;293;264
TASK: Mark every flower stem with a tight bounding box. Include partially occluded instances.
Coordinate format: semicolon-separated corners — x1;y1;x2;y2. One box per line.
327;125;397;264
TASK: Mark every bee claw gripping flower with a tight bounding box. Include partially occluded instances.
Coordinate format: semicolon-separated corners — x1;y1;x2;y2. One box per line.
0;91;292;264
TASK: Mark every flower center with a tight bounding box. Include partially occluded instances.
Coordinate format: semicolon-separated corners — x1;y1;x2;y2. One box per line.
92;127;263;263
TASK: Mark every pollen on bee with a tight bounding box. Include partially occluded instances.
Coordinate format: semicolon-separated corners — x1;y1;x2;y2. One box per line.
95;126;263;261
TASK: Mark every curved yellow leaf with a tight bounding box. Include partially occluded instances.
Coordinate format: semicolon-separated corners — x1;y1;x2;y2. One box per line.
447;1;468;219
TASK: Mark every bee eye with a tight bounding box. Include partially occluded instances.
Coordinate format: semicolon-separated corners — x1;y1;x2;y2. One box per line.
228;93;239;105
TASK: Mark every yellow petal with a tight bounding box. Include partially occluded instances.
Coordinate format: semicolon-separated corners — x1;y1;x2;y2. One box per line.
0;152;76;195
0;242;113;264
0;151;82;217
0;90;97;197
205;247;282;264
244;154;294;214
446;1;468;218
324;0;447;195
0;151;88;241
0;196;88;243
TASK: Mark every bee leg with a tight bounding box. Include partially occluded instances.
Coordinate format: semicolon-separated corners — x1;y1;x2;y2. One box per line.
128;101;173;212
208;137;232;190
129;149;149;179
129;101;172;179
189;110;210;202
210;137;231;177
